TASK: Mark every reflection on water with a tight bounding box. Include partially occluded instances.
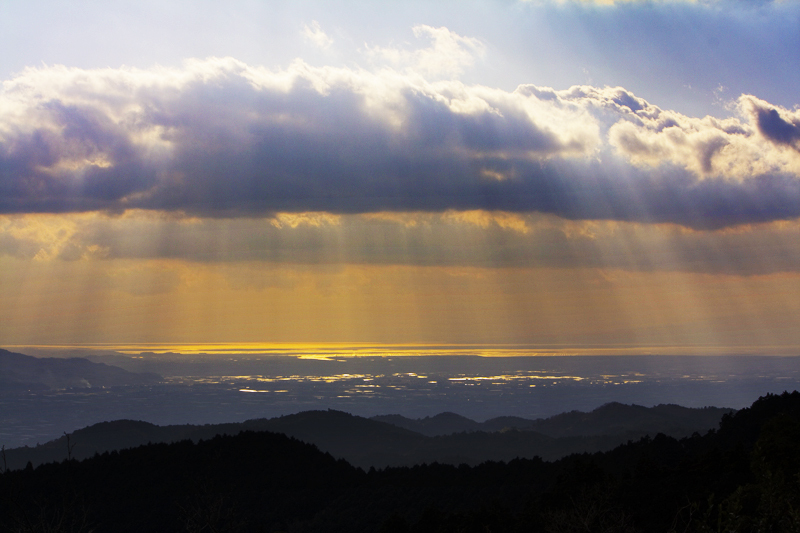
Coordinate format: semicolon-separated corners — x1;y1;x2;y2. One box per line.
196;371;620;388
193;369;676;394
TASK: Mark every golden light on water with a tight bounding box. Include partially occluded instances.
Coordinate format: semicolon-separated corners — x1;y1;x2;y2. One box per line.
7;342;800;358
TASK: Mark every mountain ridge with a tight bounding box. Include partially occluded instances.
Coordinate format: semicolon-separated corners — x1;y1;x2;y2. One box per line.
371;401;731;437
0;349;162;391
1;402;732;471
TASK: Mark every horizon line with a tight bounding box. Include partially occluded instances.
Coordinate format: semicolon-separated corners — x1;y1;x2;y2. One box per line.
5;343;800;357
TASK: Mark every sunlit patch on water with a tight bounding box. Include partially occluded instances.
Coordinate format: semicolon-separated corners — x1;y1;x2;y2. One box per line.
11;342;800;359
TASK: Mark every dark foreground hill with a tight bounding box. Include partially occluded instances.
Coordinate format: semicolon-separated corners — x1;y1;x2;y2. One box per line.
0;349;161;391
1;391;799;532
2;402;732;470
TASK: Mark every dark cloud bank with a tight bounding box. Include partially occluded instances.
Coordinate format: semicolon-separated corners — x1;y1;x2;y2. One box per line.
1;60;799;229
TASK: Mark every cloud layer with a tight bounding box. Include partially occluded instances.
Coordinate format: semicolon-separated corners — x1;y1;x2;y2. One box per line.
1;55;799;228
5;210;800;276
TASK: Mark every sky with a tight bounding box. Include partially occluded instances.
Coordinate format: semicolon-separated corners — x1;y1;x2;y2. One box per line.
1;0;800;348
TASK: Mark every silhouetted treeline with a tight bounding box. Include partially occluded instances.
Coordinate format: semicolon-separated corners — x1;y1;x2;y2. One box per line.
2;391;800;532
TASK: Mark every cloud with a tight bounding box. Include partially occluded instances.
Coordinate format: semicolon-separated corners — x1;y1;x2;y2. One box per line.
302;21;333;50
363;25;486;79
6;210;800;276
0;56;799;228
606;95;800;179
738;95;800;151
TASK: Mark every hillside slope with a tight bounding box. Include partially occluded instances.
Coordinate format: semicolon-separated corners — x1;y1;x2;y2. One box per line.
0;349;161;391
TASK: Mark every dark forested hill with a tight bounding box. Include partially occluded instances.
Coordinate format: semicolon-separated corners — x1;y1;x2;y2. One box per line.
1;412;427;471
1;431;363;533
1;391;799;532
3;402;732;471
0;349;161;391
372;402;732;437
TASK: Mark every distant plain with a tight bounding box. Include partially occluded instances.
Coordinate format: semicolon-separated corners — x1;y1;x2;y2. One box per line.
2;345;800;450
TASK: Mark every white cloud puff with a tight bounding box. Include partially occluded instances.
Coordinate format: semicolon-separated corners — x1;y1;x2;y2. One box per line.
302;21;334;50
363;25;485;79
606;93;800;179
